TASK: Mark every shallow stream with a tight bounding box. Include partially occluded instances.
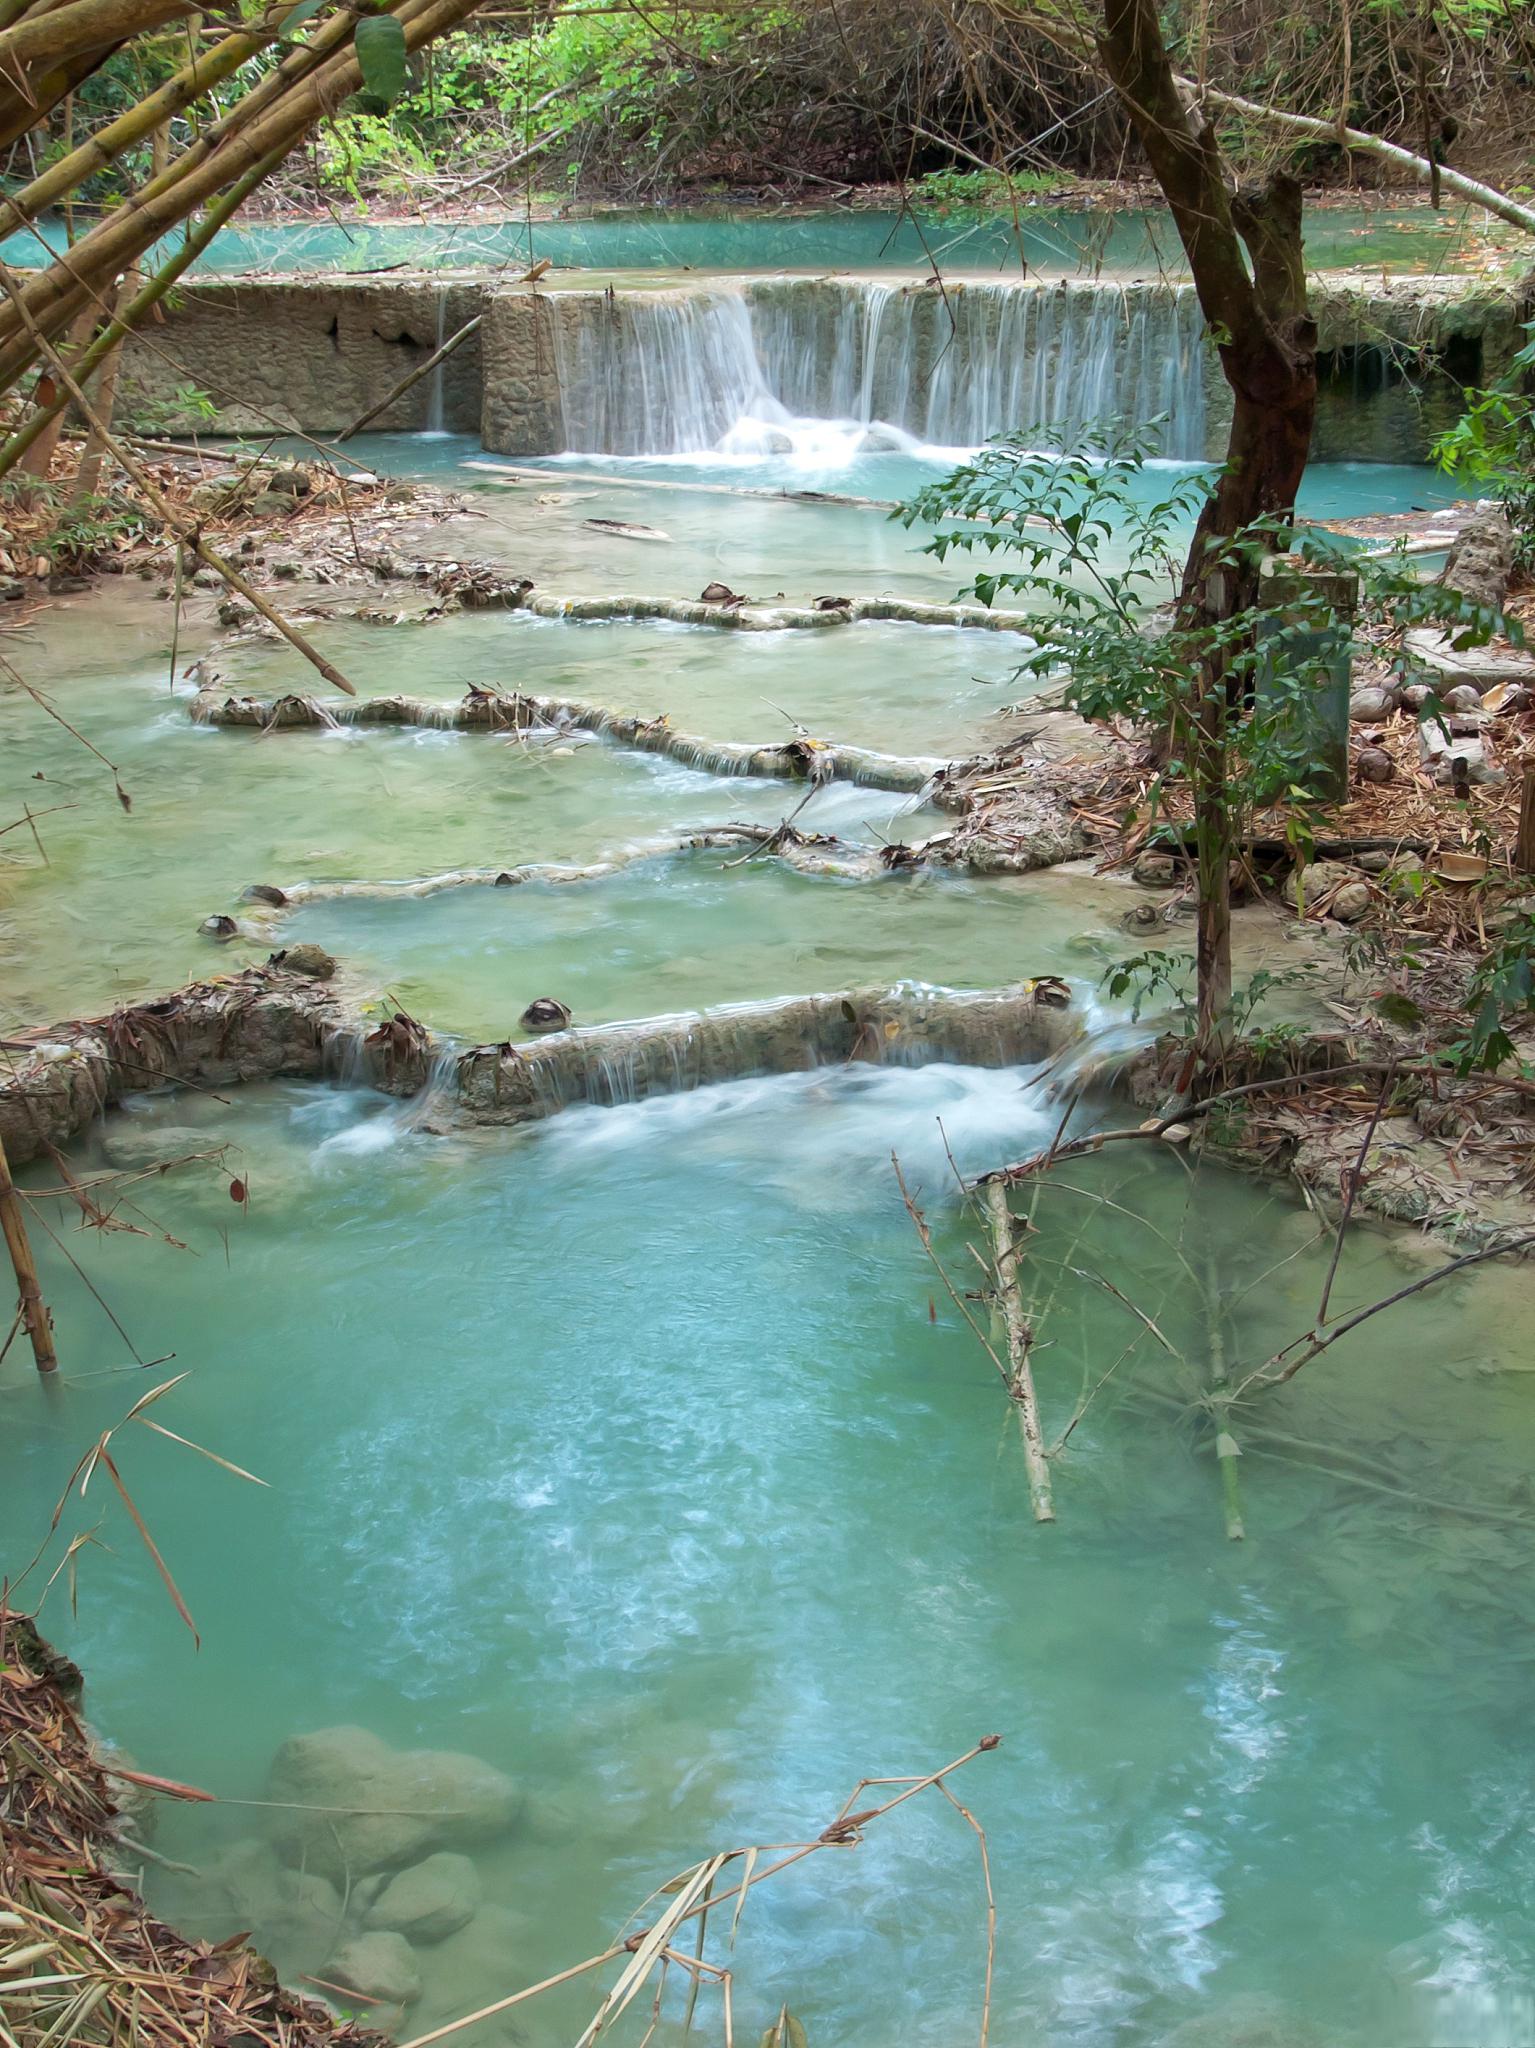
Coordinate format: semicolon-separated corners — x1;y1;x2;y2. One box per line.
2;393;1533;2048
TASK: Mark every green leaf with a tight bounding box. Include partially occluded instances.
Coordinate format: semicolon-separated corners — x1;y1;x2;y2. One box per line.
354;14;408;106
279;0;328;30
1373;992;1425;1029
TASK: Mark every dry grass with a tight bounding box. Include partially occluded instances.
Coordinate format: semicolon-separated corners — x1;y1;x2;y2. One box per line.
0;1608;382;2048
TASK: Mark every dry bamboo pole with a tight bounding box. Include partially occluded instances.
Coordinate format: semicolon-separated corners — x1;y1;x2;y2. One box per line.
1202;1254;1244;1541
0;0;440;381
0;1128;56;1372
339;311;483;439
69;266;137;502
1185;78;1535;238
0;11;281;232
0;143;288;481
1516;765;1535;873
0;260;361;695
0;0;195;76
983;1177;1055;1523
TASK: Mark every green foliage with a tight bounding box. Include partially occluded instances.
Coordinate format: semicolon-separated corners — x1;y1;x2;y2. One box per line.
1448;912;1535;1073
908;166;1067;212
1101;951;1316;1042
1433;318;1535;564
43;493;154;572
354;15;410;111
897;423;1516;817
120;383;218;436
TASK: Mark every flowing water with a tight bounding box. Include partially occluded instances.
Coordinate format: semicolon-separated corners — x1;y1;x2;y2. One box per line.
2;347;1533;2048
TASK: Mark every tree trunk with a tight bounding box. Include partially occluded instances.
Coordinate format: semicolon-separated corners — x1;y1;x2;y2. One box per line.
1097;0;1317;1066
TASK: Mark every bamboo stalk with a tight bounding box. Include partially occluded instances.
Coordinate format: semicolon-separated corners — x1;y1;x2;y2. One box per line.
0;260;360;696
0;14;278;233
982;1177;1055;1523
0;0;444;380
0;143;288;481
1516;765;1535;874
339;311;482;440
0;1128;56;1372
1203;1257;1244;1541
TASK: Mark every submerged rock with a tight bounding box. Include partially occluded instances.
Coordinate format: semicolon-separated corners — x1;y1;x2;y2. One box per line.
267;1725;519;1878
366;1851;480;1943
327;1931;422;2007
207;1839;343;1975
100;1123;225;1173
1155;1993;1338;2045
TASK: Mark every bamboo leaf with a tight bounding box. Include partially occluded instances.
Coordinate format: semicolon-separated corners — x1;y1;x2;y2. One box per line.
99;1449;200;1647
354;15;407;105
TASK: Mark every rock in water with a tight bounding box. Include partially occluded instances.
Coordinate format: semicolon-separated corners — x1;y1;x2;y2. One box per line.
101;1124;224;1173
206;1840;342;1975
268;943;336;980
519;997;571;1033
1155;1992;1336;2046
367;1852;481;1943
267;1726;519;1877
327;1931;422;2007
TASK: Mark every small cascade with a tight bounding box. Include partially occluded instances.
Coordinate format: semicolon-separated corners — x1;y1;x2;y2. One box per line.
547;278;1209;461
424;289;448;435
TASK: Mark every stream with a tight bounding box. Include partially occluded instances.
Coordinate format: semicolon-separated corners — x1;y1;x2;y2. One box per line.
2;268;1533;2048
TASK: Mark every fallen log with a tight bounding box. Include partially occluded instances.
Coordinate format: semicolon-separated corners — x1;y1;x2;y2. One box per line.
189;686;953;798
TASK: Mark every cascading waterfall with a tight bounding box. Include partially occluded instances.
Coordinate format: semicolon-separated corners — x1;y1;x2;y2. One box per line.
547;278;1209;460
425;288;448;435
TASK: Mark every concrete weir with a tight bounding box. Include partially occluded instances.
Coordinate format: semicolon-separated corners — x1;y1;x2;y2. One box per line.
117;268;1525;464
0;970;1080;1164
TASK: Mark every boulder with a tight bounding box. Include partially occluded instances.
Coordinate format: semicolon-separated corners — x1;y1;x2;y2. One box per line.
366;1852;480;1943
1403;625;1535;691
101;1123;224;1173
1348;685;1396;723
1131;849;1178;888
267;1726;519;1879
1441;505;1515;609
268;943;336;979
1281;860;1355;911
1440;682;1485;712
1418;721;1505;787
1329;881;1372;923
207;1840;343;1975
326;1931;422;2007
1355;746;1394;784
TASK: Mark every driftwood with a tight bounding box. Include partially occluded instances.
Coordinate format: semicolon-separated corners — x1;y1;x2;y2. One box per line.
238;826;891;923
190;686;952;798
982;1178;1054;1523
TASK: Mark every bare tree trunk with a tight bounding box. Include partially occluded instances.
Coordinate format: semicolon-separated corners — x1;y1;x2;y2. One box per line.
1097;0;1318;1061
0;1129;55;1372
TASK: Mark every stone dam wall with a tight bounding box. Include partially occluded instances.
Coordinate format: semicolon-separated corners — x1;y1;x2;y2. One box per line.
117;270;1526;464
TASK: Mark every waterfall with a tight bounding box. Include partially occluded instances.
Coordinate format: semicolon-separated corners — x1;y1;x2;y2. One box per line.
425;289;448;435
547;278;1208;461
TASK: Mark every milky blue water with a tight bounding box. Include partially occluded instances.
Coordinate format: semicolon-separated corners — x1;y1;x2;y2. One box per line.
3;421;1531;2048
0;200;1515;280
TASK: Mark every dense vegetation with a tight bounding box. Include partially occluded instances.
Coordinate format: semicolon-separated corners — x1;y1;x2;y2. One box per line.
12;0;1535;215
